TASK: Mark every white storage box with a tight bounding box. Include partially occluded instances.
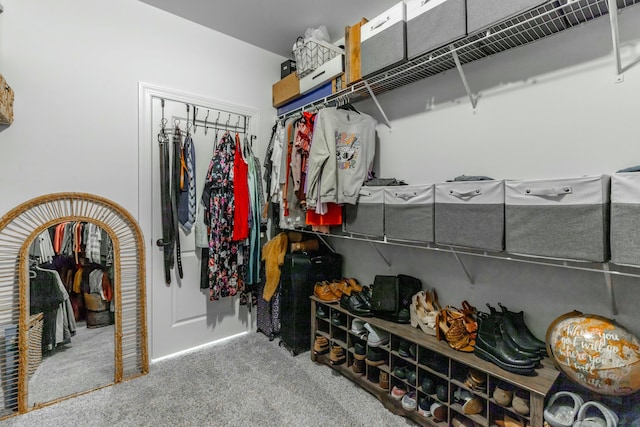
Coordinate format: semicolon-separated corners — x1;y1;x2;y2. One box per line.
384;184;435;243
299;54;344;95
610;172;640;266
360;2;407;78
466;0;550;34
434;180;505;251
345;186;385;237
505;175;610;262
406;0;467;60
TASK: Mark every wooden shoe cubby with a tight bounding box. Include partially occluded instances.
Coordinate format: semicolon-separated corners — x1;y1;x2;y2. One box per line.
311;297;560;427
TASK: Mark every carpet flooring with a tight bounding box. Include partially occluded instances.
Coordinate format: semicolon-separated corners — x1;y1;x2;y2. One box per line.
4;332;415;427
28;321;114;406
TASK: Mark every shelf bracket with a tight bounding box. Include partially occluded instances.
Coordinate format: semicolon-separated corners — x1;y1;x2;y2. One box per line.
363;80;392;129
365;237;392;267
451;48;478;112
315;234;336;253
607;0;624;83
450;247;474;285
601;263;618;316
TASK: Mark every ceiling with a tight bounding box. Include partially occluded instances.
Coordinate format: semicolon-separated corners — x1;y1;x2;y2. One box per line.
139;0;401;58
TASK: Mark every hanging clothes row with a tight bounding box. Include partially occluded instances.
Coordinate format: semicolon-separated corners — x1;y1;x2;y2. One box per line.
264;106;377;233
199;132;265;301
31;221;114;266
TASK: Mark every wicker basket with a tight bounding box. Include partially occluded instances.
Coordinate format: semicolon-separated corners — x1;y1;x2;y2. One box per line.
0;73;14;125
86;309;111;328
293;38;344;78
28;313;44;378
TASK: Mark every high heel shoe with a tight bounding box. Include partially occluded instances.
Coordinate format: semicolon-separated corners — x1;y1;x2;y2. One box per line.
437;308;475;352
411;292;437;336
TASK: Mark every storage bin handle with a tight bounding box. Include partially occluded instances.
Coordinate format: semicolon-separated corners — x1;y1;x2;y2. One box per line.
371;16;391;30
524;186;572;197
449;188;482;198
394;192;418;201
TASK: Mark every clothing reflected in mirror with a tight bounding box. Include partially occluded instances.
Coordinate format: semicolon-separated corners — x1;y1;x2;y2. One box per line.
27;222;115;407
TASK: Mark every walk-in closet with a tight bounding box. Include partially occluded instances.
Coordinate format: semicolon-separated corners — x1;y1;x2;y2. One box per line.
0;0;639;426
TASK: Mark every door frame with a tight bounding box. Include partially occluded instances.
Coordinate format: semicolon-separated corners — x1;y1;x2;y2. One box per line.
137;82;259;360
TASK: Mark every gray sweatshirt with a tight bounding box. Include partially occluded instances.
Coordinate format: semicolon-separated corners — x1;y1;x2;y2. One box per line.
306;108;376;208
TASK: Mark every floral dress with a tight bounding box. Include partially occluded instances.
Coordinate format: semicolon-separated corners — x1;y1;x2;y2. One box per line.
202;133;245;300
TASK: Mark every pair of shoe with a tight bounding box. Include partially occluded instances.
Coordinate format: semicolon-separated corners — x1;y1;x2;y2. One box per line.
392;365;417;385
401;390;417;411
417;397;431;417
493;383;529;416
464;368;486;392
314;281;341;303
331;312;345;327
313;336;329;355
316;305;328;319
398;339;416;360
410;290;439;336
473;305;542;376
453;387;483;415
352;358;365;375
329;344;346;365
436;307;476;352
340;285;373;316
544;392;619;427
364;322;389;347
391;385;406;400
379;371;389;390
365;346;387;366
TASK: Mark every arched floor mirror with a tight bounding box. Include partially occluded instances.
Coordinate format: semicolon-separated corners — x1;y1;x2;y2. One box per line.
0;193;148;419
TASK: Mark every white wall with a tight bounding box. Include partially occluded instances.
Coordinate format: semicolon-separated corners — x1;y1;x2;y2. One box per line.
337;6;640;339
0;0;282;213
0;0;283;356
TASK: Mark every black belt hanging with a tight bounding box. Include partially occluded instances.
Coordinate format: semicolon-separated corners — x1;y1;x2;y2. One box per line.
171;126;184;280
157;113;175;284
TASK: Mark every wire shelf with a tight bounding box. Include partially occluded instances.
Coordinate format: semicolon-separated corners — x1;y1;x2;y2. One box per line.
279;0;639;120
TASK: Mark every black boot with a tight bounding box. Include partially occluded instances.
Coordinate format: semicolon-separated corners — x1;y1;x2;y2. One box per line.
474;312;536;376
498;303;547;355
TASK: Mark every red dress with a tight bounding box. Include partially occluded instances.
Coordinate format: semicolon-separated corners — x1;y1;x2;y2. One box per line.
232;133;250;241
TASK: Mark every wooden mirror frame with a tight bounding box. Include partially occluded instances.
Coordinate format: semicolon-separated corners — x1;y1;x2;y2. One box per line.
0;192;148;418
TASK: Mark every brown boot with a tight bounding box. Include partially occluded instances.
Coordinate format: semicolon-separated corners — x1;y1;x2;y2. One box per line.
313;336;329;355
330;344;346;365
352;358;365;375
379;371;389;390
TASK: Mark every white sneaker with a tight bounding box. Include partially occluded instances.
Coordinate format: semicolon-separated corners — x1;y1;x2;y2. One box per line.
364;323;389;347
351;318;366;336
401;391;417;411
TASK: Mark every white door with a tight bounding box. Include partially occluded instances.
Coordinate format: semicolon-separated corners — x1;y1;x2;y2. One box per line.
144;89;257;360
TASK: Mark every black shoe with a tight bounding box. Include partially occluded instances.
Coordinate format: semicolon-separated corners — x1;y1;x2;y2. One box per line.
474;312;536;376
316;305;328;319
421;376;435;395
366;346;387;366
398;339;416;359
486;304;540;355
331;312;344;327
342;292;373;317
498;303;547;354
354;340;367;360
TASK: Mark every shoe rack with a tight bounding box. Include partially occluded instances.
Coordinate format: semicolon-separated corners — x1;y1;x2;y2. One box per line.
311;297;560;427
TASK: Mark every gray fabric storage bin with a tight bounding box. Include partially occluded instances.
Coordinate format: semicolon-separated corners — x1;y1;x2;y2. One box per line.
610;172;640;266
345;186;385;237
505;175;610;262
434;180;504;251
406;0;467;60
384;184;434;243
467;0;550;34
360;2;407;78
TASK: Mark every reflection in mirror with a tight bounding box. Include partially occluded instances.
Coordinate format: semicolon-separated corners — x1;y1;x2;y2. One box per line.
27;221;114;407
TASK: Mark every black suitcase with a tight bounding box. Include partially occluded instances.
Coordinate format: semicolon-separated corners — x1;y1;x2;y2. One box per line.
256;262;281;341
279;252;342;355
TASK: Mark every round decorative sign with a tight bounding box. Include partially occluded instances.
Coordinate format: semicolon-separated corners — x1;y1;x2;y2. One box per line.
546;311;640;396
